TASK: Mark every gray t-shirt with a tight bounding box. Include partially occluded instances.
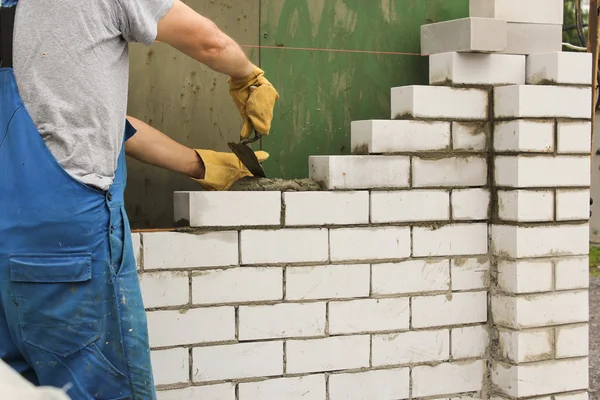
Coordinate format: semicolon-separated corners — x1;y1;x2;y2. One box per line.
13;0;173;190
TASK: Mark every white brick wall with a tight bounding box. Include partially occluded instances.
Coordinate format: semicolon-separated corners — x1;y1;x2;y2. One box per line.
412;360;485;397
452;325;488;359
238;375;325;400
391;86;488;120
151;348;189;385
556;190;590;221
192;267;282;305
372;259;450;295
495;156;591;188
351;120;450;153
412;156;488;188
285;264;370;300
330;227;410;261
328;298;409;334
143;231;238;269
527;52;592;86
284;191;369;226
157;385;235;400
452;122;488;152
451;257;489;290
420;18;507;55
193;342;283;382
492;358;588;397
174;191;281;227
286;336;370;374
430;52;525;86
497;190;554;222
452;189;490;221
412;291;487;328
470;0;564;24
494;85;591;119
370;190;449;223
238;303;326;340
147;308;234;347
328;369;409;400
499;328;553;363
494;120;554;153
240;229;328;264
309;155;410;189
492;291;589;329
139;271;189;308
557;121;592;154
413;223;488;257
498;260;553;294
372;329;449;366
556;324;589;358
555;257;590;290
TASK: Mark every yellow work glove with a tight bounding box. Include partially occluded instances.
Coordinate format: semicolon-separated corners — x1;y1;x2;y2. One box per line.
229;65;280;139
191;149;269;191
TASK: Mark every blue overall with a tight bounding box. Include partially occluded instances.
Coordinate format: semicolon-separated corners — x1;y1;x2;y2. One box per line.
0;3;156;399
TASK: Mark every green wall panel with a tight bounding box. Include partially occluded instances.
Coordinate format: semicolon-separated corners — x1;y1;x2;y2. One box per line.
259;0;469;178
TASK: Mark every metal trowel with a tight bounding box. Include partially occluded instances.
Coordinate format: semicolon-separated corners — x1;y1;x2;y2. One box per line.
228;131;266;178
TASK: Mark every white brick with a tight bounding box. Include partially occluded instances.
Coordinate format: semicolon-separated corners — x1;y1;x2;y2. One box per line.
492;291;589;329
494;120;554;153
491;224;590;258
412;291;487;328
139;271;189;308
240;229;328;264
556;324;589;358
557;190;590;221
284;192;369;226
420;18;507;55
413;157;487;187
497;190;554;222
157;385;235;400
497;260;553;294
498;328;553;363
496;156;591;188
238;303;326;340
330;227;410;261
132;232;141;270
413;360;485;397
495;85;592;119
504;23;562;55
192;342;283;382
372;330;449;366
372;259;450;295
413;223;488;257
151;348;188;385
452;325;489;359
430;52;525;86
351;120;450;153
329;298;409;334
309;155;410;190
451;257;490;290
286;336;370;374
452;122;489;151
238;375;326;400
452;189;490;220
391;86;488;120
329;369;409;400
371;190;449;223
192;267;282;305
558;121;592;154
528;52;593;86
143;231;237;269
491;358;588;397
285;264;370;300
173;191;281;227
470;0;564;24
555;256;590;290
147;308;234;347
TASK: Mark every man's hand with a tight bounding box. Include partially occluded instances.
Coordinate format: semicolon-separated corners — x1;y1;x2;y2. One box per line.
192;149;269;191
229;67;279;139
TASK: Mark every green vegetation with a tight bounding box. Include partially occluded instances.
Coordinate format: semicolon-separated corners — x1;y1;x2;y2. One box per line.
563;0;589;49
590;247;600;276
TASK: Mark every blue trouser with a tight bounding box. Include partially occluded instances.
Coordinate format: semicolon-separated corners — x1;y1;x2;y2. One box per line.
0;13;156;397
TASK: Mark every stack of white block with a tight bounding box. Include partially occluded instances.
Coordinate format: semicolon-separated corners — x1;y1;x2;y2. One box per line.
133;0;593;398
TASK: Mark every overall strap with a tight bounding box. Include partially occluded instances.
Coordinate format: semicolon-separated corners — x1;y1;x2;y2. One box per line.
0;5;16;68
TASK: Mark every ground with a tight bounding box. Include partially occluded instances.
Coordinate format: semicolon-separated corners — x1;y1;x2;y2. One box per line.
590;249;600;397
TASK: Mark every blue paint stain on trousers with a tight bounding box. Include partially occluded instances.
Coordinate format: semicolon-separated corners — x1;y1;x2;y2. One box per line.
0;65;157;399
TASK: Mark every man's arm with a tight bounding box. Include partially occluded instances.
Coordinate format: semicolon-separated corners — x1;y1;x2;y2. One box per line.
155;0;254;79
125;116;205;179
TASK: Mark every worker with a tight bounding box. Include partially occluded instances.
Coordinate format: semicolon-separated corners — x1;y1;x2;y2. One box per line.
0;0;278;399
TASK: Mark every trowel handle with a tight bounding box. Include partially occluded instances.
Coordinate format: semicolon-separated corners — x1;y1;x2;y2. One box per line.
240;131;262;145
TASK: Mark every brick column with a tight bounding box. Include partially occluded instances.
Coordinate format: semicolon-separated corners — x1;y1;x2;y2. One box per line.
490;52;592;398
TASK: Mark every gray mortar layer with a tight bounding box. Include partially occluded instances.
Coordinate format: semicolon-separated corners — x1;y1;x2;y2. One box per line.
228;177;322;191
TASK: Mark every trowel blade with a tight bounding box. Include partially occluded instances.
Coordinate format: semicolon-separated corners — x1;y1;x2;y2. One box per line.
228;142;266;178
